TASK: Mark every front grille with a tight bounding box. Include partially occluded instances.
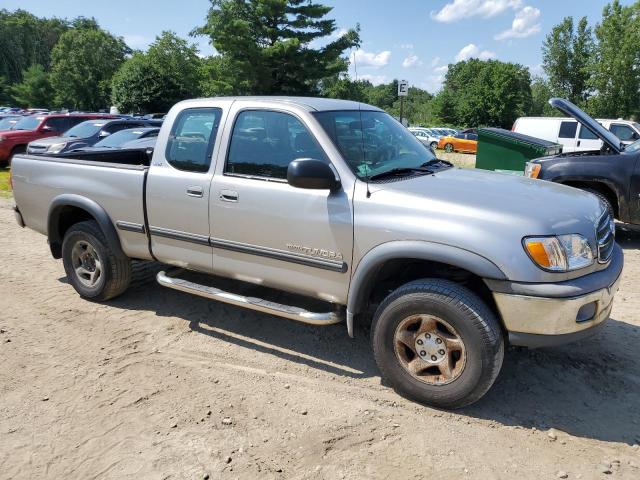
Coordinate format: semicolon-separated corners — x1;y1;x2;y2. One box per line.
596;209;615;262
27;145;47;154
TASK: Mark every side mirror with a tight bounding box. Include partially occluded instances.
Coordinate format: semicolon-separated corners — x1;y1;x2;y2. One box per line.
98;130;110;138
287;158;341;191
41;125;54;132
145;146;154;163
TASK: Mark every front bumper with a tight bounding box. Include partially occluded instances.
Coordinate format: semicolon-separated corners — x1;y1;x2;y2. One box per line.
488;244;623;347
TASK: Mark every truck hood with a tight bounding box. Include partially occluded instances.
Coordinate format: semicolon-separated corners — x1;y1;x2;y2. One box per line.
29;135;82;146
550;98;622;153
368;167;603;245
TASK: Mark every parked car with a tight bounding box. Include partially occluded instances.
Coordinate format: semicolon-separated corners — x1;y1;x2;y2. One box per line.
438;132;478;153
27;118;152;155
11;96;622;409
526;98;640;225
120;136;157;150
0;115;22;131
0;113;115;167
68;127;160;153
408;127;439;150
513;115;640;153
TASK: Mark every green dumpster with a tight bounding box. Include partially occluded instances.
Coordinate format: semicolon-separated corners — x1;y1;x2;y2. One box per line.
476;127;562;175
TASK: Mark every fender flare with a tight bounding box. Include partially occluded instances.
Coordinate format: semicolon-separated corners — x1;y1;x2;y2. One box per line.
345;241;507;337
47;194;124;259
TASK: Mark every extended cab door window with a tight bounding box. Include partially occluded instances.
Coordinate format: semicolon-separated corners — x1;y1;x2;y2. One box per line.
225;110;327;180
166;108;222;172
577;124;601;151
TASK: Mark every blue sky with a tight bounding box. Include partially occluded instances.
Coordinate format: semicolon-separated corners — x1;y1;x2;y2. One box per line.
2;0;633;92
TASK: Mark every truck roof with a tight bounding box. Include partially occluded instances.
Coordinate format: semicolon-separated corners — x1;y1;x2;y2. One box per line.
178;96;383;112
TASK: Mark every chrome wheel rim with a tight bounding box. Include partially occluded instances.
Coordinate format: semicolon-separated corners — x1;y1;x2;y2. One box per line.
445;144;453;152
393;314;466;385
71;240;102;288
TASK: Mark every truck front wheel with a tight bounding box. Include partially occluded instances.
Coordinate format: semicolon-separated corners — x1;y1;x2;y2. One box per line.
62;220;131;301
371;279;504;409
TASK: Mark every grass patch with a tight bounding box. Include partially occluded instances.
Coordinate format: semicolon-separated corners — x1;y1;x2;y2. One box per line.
0;168;12;198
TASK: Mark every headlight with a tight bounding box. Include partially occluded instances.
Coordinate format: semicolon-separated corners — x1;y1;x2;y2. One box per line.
47;142;67;154
524;162;541;178
524;234;594;271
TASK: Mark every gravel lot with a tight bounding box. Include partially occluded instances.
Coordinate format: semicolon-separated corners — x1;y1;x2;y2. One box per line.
1;196;639;479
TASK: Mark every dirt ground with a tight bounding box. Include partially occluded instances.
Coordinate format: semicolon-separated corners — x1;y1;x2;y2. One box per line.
1;196;639;480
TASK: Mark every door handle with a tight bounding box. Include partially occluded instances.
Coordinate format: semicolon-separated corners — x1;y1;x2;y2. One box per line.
577;140;581;147
219;190;239;202
187;186;204;197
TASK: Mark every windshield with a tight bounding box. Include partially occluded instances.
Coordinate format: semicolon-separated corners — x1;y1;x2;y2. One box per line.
94;128;155;147
0;116;20;130
12;116;42;131
65;121;106;138
313;110;439;179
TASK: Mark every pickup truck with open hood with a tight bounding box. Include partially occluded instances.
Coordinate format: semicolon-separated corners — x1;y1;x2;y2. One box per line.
11;97;623;408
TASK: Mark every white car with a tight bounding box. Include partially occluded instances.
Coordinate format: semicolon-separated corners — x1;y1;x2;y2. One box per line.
512;116;640;152
408;127;439;150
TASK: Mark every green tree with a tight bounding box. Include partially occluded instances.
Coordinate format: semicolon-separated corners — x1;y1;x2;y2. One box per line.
193;0;359;95
112;32;203;113
321;76;369;102
10;64;53;108
542;16;593;105
0;75;12;104
0;9;69;84
50;27;129;110
435;59;532;128
589;0;640;118
529;77;557;116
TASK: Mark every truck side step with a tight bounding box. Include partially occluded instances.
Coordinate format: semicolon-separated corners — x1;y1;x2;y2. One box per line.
156;270;343;326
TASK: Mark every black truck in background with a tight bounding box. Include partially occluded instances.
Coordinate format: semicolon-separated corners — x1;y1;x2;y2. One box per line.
525;98;640;225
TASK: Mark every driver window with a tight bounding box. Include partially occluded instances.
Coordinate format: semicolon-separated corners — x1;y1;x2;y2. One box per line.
225;110;326;180
610;124;637;141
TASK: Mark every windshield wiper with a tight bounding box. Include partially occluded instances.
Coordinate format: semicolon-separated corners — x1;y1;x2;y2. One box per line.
369;167;433;181
421;159;453;168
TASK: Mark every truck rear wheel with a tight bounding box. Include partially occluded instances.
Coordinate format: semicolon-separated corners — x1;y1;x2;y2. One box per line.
371;279;504;409
62;220;131;301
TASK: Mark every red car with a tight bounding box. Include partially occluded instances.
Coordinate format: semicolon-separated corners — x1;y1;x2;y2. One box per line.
0;113;115;167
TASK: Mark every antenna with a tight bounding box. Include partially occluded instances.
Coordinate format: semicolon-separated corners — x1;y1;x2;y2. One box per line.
352;47;370;197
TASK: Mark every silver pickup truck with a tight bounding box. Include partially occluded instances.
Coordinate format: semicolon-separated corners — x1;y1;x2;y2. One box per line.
11;97;623;408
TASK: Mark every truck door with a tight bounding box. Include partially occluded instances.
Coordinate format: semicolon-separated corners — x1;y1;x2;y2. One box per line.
557;120;578;152
208;106;353;304
576;124;602;151
146;106;226;272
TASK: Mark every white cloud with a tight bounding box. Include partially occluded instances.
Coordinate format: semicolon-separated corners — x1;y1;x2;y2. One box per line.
455;43;496;62
123;34;153;49
400;43;414;49
495;6;541;40
434;65;449;74
402;54;423;68
431;56;441;67
350;49;391;68
359;74;388;86
431;0;522;23
333;28;349;39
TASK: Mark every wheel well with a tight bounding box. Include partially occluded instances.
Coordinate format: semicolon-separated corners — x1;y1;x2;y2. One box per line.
561;180;618;217
359;258;502;329
49;206;95;258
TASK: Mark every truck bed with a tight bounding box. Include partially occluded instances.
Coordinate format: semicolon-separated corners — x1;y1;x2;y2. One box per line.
11;153;152;260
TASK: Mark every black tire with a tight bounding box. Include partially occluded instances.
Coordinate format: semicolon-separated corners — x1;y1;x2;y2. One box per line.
62;220;131;301
430;141;438;151
444;143;454;153
7;145;26;167
371;279;504;409
585;188;615;220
